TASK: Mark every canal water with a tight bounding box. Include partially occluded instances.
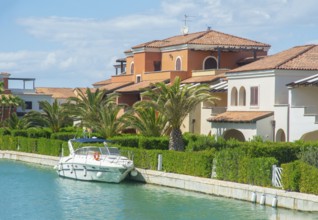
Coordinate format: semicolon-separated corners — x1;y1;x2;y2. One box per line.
0;160;317;220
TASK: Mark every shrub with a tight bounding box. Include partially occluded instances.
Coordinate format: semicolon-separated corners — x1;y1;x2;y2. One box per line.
11;129;28;137
51;132;77;141
120;147;215;177
238;157;277;187
282;160;318;195
0;128;11;136
299;146;318;168
215;148;246;181
27;128;51;139
138;136;169;150
109;135;140;148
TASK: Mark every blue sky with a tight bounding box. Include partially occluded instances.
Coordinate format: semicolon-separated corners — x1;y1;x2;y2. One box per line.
1;0;318;88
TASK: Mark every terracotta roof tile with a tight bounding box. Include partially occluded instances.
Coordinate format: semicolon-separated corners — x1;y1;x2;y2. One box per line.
92;79;112;87
36;87;75;99
116;79;169;93
181;73;225;84
207;111;273;123
99;81;134;92
132;30;269;49
228;45;318;73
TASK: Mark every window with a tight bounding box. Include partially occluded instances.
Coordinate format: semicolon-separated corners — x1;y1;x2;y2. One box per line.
130;62;134;74
136;75;141;83
25;101;32;110
154;61;161;71
175;57;182;71
239;87;246;106
231;87;238;106
250;86;259;106
203;56;217;70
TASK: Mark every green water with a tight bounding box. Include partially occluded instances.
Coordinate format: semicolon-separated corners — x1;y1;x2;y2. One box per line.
0;160;317;220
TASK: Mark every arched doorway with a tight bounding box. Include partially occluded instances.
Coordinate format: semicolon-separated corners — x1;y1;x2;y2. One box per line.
276;129;286;142
300;130;318;141
223;129;245;141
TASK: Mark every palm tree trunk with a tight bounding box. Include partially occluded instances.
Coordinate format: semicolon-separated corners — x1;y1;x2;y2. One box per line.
169;128;184;151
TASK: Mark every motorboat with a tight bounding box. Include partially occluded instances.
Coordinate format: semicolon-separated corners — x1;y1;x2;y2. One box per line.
55;138;136;183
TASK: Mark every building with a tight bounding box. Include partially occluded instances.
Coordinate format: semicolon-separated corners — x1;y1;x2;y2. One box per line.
95;29;270;134
209;44;318;141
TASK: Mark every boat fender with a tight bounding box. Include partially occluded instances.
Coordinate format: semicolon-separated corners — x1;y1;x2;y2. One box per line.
251;192;257;203
260;194;266;205
94;152;101;161
96;172;103;178
130;169;138;177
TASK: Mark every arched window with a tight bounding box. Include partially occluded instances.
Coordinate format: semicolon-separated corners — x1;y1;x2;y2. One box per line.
231;87;238;106
175;57;182;71
130;62;134;74
203;56;217;70
239;86;246;106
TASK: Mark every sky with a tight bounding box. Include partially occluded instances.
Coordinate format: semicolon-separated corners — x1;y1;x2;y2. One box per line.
1;0;318;88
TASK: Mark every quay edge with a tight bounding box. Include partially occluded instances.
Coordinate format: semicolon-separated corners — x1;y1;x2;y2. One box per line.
1;150;318;212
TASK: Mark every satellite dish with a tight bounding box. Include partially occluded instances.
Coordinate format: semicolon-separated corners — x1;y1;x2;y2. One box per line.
181;26;189;35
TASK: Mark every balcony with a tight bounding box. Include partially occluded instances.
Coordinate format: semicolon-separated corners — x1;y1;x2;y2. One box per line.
143;70;189;81
111;74;134;83
192;69;228;77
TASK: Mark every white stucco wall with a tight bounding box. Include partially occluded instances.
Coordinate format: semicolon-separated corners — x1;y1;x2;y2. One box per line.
256;115;274;141
226;70;276;111
15;94;52;113
275;70;317;105
274;105;289;141
212;122;257;141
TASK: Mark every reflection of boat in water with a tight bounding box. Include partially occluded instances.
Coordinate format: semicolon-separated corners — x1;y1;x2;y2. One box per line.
55;138;136;183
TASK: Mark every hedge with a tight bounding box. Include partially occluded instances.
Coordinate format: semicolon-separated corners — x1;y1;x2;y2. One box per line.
282;160;318;195
110;135;169;150
120;147;215;178
215;148;277;186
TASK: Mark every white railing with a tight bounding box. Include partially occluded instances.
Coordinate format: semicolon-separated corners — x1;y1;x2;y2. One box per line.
272;165;283;188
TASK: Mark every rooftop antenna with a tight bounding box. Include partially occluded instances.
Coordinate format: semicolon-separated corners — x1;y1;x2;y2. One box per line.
181;14;194;35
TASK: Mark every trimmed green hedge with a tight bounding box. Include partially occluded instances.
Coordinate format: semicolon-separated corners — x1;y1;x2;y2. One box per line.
110;135;169;150
120;147;215;177
282;160;318;195
215;148;277;186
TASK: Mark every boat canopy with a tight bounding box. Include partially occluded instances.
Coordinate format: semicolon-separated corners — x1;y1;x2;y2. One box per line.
71;138;110;143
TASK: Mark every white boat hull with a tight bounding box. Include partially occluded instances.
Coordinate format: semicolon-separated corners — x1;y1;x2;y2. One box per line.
56;156;134;183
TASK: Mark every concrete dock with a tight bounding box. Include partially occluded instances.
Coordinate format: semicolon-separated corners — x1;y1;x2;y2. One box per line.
1;150;317;212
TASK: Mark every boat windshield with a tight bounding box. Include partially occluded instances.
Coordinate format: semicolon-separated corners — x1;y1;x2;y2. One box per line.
74;146;120;156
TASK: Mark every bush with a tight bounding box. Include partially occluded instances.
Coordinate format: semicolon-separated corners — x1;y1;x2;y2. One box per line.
0;128;11;136
11;129;28;137
299;146;318;168
215;148;246;181
120;147;215;177
282;160;318;195
300;162;318;195
109;135;140;148
238;157;277;186
138;136;169;150
27;128;51;139
281;161;301;192
51;132;77;141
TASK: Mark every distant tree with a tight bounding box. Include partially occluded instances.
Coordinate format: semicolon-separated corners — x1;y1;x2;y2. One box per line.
25;99;72;132
140;77;218;151
123;103;169;137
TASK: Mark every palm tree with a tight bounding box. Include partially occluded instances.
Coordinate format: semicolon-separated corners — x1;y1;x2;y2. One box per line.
66;88;109;128
140;77;218;151
92;100;126;138
0;95;9;122
35;99;72;132
123;103;169;137
3;112;32;130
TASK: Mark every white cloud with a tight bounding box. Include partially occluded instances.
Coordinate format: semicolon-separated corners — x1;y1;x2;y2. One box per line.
2;0;317;87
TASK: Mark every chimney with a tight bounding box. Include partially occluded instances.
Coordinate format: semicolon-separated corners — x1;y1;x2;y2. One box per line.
0;72;11;93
